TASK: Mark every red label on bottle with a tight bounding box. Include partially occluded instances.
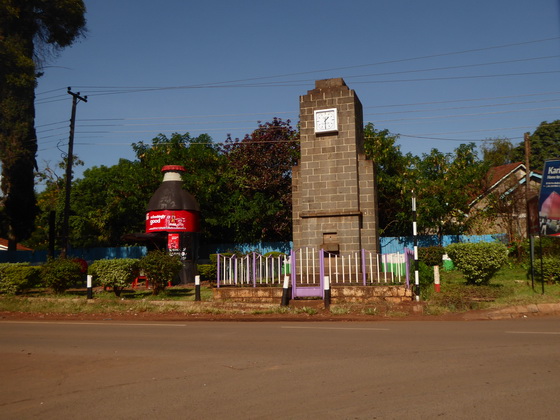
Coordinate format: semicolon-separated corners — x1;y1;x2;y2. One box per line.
145;210;199;233
167;233;180;250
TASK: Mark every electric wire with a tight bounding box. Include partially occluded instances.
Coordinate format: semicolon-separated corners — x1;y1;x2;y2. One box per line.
32;36;560;158
53;36;560;94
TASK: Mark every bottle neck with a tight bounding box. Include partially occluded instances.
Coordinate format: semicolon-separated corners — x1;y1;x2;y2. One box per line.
162;171;182;182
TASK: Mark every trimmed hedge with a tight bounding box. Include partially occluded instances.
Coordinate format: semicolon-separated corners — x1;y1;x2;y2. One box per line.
0;263;41;295
89;259;140;297
41;258;83;294
446;242;508;285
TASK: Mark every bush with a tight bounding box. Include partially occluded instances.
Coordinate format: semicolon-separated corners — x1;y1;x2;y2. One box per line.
41;258;83;294
525;236;560;257
0;263;41;294
89;259;140;297
139;250;183;295
446;242;508;285
417;261;435;300
197;264;216;281
418;246;445;267
264;251;287;258
533;256;560;284
210;252;240;264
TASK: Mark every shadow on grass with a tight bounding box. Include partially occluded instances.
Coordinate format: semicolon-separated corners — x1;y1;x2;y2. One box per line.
17;286;209;301
118;287;197;300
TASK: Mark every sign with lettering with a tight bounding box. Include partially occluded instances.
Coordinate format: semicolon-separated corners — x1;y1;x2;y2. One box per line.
145;210;199;233
538;159;560;236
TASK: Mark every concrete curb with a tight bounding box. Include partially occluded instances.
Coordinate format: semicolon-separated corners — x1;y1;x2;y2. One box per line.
463;302;560;320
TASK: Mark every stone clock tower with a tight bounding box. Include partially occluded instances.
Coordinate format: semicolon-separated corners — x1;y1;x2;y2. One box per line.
292;78;379;257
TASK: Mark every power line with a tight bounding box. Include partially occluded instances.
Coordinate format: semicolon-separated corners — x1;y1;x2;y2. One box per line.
365;97;560;117
61;36;560;93
373;105;560;124
36;91;556;128
33;36;560;157
49;91;556;127
342;55;560;81
60;68;559;97
364;90;560;109
35;38;558;98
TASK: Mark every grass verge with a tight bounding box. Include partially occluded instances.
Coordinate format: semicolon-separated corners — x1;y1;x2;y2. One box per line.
1;264;559;318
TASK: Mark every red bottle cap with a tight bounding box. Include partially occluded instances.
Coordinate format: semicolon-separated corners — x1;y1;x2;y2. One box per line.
161;165;186;172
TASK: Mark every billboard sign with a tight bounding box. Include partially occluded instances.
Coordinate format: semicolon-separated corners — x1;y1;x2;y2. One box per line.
538;159;560;236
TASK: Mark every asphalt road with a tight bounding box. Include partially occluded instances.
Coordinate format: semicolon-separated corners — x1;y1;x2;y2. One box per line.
1;318;560;419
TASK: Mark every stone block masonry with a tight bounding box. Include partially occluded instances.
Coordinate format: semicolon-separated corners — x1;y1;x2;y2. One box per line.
293;78;379;259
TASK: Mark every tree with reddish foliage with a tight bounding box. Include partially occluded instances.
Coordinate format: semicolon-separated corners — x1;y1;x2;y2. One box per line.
220;118;299;242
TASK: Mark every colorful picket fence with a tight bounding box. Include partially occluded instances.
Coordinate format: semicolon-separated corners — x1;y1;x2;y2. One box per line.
216;252;287;287
216;248;412;289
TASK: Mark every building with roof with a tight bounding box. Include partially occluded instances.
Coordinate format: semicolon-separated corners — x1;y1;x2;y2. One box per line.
0;239;33;251
468;162;541;241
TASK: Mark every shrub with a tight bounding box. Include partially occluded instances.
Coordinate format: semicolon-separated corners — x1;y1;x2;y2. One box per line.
533;256;560;284
0;263;41;295
418;246;445;267
525;236;560;257
41;258;83;294
543;237;560;257
417;261;435;300
211;252;240;264
446;242;508;285
139;250;182;295
89;259;140;297
264;251;287;258
197;264;216;281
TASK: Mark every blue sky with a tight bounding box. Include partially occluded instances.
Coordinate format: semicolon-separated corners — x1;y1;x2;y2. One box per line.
35;0;560;186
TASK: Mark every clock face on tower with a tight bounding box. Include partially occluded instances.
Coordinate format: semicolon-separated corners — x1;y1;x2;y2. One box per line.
314;108;338;133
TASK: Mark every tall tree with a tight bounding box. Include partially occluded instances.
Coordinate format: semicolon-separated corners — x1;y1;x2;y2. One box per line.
221;118;299;242
363;123;413;236
480;137;516;167
25;156;83;250
69;159;146;247
512;120;560;171
414;143;486;242
0;0;86;252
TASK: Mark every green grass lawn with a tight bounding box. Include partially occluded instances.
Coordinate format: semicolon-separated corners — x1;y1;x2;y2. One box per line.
424;264;560;314
1;263;559;317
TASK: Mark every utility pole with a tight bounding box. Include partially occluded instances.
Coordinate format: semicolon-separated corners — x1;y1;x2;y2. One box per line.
524;132;531;238
60;87;87;258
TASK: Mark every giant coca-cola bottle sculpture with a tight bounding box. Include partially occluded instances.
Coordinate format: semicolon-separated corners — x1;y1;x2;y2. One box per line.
145;165;200;284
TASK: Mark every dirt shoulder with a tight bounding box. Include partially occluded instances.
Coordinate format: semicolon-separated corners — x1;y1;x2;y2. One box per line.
2;299;560;323
0;309;470;322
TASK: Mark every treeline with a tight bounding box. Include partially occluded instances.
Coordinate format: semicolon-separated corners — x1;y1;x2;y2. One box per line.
22;119;560;250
